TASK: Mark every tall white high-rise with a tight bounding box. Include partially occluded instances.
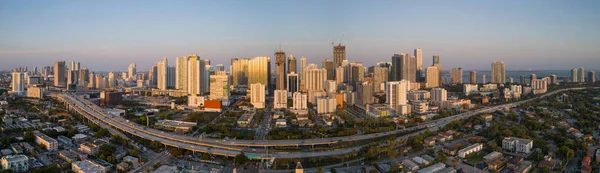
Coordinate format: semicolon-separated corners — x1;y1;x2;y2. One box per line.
187;54;206;96
68;61;80;71
426;66;439;88
175;56;189;91
209;71;230;105
304;64;327;92
571;68;578;82
88;72;96;89
579;67;585;83
250;83;265;108
128;62;136;80
292;92;307;110
414;48;423;81
491;61;506;84
431;88;448;107
11;71;25;95
300;56;307;89
157;58;168;90
386;80;409;109
274;90;288;109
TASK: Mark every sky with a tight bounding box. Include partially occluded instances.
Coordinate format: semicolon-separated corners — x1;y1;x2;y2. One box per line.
1;0;599;72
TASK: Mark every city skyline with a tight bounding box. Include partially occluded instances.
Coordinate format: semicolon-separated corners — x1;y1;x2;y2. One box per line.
1;0;600;71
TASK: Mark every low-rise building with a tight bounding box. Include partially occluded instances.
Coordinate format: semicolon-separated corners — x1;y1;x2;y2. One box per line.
78;142;102;156
275;119;287;128
59;150;80;163
154;120;196;133
502;137;533;154
484;151;503;162
34;133;58;151
72;160;107;173
513;161;532;173
402;159;419;171
458;143;483;158
423;136;437;146
417;162;446;173
237;111;255;128
366;104;396;118
1;155;29;173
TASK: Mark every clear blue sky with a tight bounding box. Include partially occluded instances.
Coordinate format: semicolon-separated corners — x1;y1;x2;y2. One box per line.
1;0;599;71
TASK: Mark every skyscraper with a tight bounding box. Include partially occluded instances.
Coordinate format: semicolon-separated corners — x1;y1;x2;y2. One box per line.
79;68;89;85
481;74;487;84
491;61;506;84
304;64;327;91
149;65;158;86
426;66;439;88
209;71;230;105
300;56;307;90
433;55;442;85
391;54;402;81
431;88;448;107
579;67;585;83
188;55;206;96
333;44;346;67
571;68;578;83
287;72;299;96
157;58;168;90
88;72;96;89
386;80;409;109
450;68;463;85
373;66;389;92
215;64;225;72
175;56;189;91
128;63;136;80
288;55;297;74
349;62;365;89
550;74;557;84
11;70;25;95
469;71;477;84
167;66;175;89
588;71;596;83
322;59;335;80
248;56;271;87
68;61;80;71
67;69;78;85
108;72;117;88
230;58;249;86
53;61;66;87
275;48;286;90
356;81;373;107
414;48;423;81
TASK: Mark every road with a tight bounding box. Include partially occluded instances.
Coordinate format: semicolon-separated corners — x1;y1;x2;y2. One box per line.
50;87;593;159
129;151;169;173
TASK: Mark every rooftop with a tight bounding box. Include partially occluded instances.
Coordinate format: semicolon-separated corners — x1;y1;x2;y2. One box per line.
1;155;28;162
73;160;106;172
155;119;196;127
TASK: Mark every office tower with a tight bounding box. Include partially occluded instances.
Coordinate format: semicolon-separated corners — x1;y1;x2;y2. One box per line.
333;44;346;67
292;92;308;110
571;68;578;82
300;56;307;87
520;75;526;85
128;63;136;80
230;58;249;86
11;71;25;95
550;74;557;84
386;80;409;109
53;61;66;87
248;56;271;87
589;71;596;83
88;72;96;89
579;67;585;83
149;65;158;86
373;66;389;92
391;53;413;81
491;61;506;84
67;69;78;85
287;72;299;96
250;83;265;108
414;48;423;81
431;88;448;107
187;55;206;95
209;71;230;105
68;61;80;71
175;56;189;91
450;68;463;85
203;59;211;93
274;90;287;109
356;81;373;107
78;68;89;85
288;55;297;74
322;59;335;80
108;72;117;88
426;66;439;88
469;71;477;84
482;74;487;84
335;66;344;84
157;58;169;90
304;64;327;91
167;66;175;89
407;55;417;82
275;48;286;90
433;55;442;85
349;62;365;89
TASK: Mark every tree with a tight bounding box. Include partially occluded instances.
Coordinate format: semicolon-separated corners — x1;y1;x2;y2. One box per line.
316;168;324;173
436;152;447;163
106;156;117;164
330;168;337;173
129;149;140;157
234;153;249;166
170;148;183;157
24;130;35;143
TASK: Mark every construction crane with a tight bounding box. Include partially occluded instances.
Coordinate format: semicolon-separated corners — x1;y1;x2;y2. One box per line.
338;34;344;46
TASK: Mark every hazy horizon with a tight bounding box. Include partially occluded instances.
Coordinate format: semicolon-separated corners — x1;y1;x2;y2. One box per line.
1;0;599;71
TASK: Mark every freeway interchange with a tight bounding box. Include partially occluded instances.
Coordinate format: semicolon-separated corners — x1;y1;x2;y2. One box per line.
49;87;589;159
